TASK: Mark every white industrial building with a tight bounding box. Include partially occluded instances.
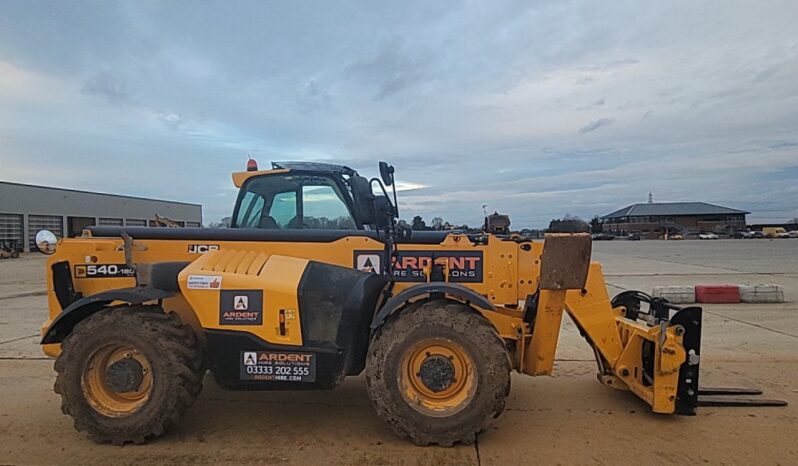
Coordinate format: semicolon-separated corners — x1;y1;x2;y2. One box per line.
0;181;202;251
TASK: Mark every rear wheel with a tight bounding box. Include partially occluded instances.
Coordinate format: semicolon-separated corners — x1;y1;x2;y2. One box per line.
366;300;511;446
54;306;203;444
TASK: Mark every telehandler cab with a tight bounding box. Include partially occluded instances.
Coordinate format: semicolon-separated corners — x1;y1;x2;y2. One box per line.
37;161;785;446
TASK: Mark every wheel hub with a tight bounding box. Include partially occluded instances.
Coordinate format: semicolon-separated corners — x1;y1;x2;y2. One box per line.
82;344;153;417
104;358;145;393
400;338;477;417
418;355;456;392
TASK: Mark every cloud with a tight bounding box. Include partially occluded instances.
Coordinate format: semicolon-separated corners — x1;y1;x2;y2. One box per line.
81;70;133;105
578;118;614;134
345;37;432;100
156;112;187;130
296;79;332;113
0;1;797;226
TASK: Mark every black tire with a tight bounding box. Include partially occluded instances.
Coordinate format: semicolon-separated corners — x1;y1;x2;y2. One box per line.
54;306;203;445
365;299;511;446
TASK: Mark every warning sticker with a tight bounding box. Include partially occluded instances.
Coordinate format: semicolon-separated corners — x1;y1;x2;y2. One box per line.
219;290;263;325
187;275;222;290
241;351;316;382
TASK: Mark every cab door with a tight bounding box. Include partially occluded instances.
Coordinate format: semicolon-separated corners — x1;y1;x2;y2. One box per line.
232;173;359;231
229;172;379;270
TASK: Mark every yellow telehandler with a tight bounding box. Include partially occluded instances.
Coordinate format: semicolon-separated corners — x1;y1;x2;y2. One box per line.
37;160;784;446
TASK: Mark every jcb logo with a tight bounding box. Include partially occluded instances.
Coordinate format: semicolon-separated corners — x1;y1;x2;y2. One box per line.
188;244;220;254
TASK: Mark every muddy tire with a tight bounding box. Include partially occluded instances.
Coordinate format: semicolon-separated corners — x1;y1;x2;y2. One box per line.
366;300;511;446
54;306;203;445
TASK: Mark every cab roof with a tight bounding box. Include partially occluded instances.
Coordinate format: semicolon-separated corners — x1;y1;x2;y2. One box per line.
272;161;356;176
232;161;357;188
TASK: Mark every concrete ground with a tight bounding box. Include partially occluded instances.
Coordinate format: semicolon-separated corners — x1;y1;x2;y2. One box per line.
1;239;797;465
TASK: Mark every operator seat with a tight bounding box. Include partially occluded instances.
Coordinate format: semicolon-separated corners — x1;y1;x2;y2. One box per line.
259;215;279;229
286;216;303;229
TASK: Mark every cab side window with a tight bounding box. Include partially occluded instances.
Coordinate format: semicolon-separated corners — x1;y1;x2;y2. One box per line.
302;185;357;229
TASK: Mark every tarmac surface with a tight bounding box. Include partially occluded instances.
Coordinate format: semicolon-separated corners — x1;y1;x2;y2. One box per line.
1;239;797;465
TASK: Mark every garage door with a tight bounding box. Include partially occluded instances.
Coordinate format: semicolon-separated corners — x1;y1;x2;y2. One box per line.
99;218;123;226
0;214;24;247
28;215;63;250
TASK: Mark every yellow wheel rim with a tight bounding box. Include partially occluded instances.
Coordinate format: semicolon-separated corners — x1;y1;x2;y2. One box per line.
399;338;476;417
81;344;153;417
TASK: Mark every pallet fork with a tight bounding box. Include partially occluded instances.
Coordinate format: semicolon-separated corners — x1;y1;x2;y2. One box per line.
610;290;787;411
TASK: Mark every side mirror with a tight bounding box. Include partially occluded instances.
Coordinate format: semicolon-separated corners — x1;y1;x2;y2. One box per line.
379;161;394;186
350;175;377;226
35;230;58;255
374;196;395;229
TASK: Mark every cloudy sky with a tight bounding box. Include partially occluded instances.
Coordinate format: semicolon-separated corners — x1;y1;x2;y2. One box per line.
1;1;796;227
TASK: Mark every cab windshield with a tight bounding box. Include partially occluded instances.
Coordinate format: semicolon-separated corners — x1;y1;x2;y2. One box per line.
232;174;358;230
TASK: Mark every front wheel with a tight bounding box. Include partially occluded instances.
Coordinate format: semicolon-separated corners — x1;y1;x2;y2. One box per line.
365;300;511;446
54;306;203;445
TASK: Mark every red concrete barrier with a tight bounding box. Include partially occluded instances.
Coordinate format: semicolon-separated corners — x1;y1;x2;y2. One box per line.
695;284;740;304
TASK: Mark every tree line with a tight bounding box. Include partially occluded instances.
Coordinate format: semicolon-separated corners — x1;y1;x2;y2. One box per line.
206;212;606;235
547;215;604;233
